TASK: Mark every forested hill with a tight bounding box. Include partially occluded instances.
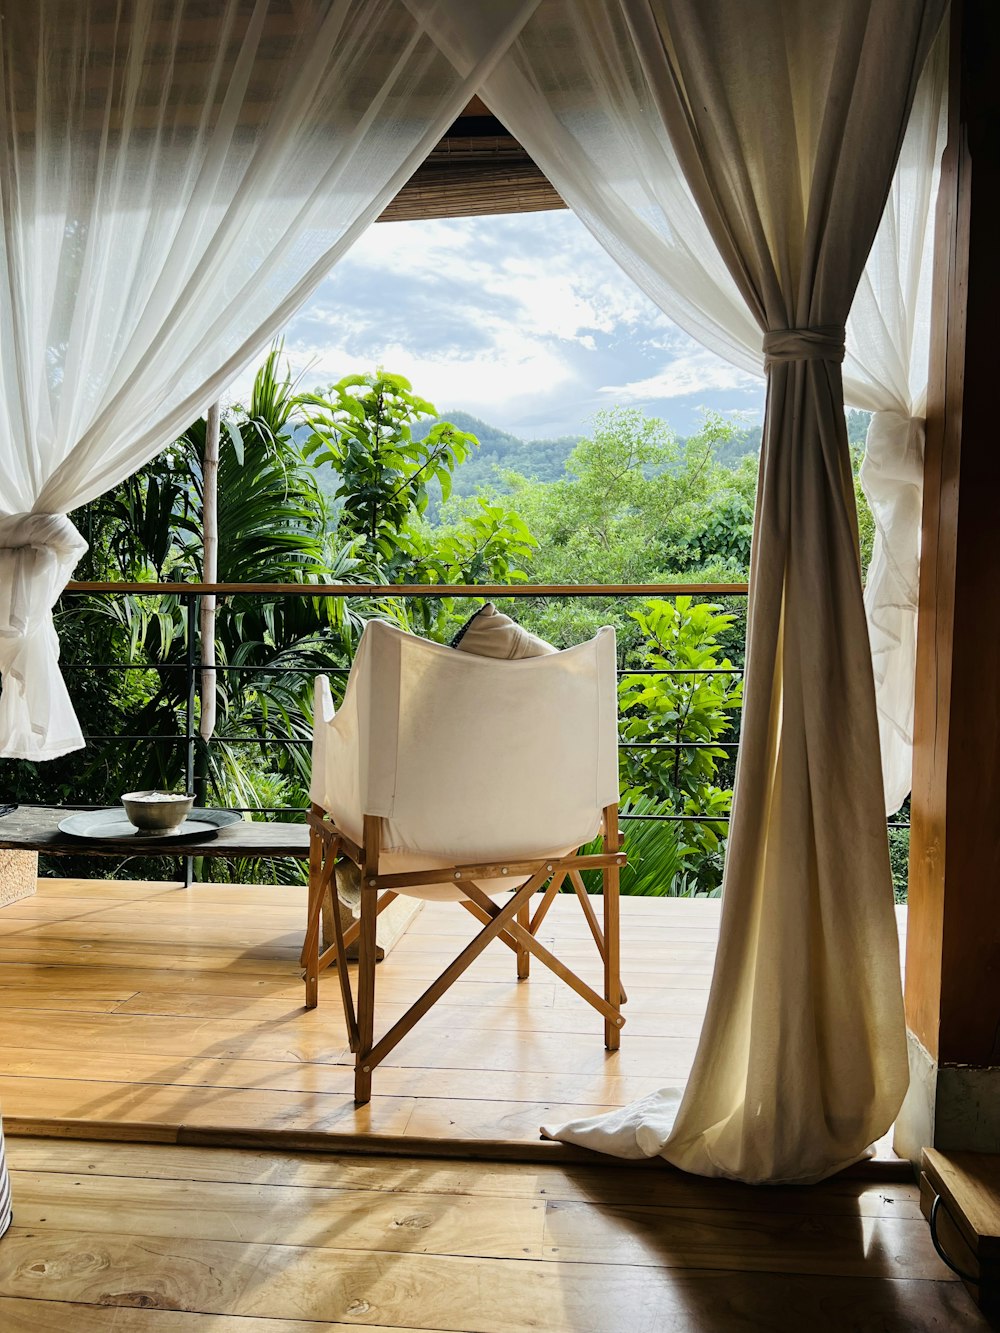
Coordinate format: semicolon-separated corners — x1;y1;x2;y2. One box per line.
312;406;870;514
412;411;581;493
414;409;765;505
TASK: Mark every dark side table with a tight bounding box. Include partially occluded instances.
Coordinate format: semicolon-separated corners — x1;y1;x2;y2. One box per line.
0;805;309;863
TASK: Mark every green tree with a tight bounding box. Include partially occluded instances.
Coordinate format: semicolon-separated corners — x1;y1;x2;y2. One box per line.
474;406;751;650
299;370;536;638
299;371;477;569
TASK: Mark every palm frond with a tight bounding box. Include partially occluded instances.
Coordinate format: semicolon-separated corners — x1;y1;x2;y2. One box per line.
578;795;708;896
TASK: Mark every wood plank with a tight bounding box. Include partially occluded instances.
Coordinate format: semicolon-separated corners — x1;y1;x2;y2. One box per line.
109;982;565;1018
0;899;317;926
0;918;307;950
0;1051;367;1098
400;1097;645;1145
0;989;133;1014
7;1170;546;1259
4;1137;928;1217
921;1172;983;1290
5;1168;949;1278
0;928;716;976
541;1198;953;1280
0;941;302;969
107;988;704;1035
391;926;718;955
0;1011;351;1065
0;1230;984;1332
6;882;719;931
19;879;713;919
30;880;292;904
0;960;300;992
0;1079;417;1138
364;1027;699;1078
0;1301;444;1333
0;958;708;1003
0;1055;672;1108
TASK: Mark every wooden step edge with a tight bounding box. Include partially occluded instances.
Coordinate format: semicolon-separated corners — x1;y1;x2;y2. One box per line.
4;1116;179;1144
3;1114;914;1179
922;1148;1000;1260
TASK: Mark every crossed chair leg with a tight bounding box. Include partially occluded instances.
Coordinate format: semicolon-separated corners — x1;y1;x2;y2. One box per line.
304;803;627;1105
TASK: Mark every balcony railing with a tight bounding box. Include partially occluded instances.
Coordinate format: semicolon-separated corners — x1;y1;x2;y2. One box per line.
8;581;909;885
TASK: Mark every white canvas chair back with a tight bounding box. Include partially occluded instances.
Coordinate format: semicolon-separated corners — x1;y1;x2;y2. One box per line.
311;618;619;900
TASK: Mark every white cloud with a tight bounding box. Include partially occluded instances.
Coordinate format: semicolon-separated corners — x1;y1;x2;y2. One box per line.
601;350;762;401
225;211;760;436
276;329;576;415
325;213;670;348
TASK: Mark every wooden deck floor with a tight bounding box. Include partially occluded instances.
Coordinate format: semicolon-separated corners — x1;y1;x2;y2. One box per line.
0;878;905;1164
0;878;717;1152
0;1135;986;1331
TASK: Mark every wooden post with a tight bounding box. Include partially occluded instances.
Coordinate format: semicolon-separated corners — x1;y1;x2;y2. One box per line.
303;804;325;1010
355;814;381;1105
516;899;530;980
896;0;1000;1163
602;803;621;1052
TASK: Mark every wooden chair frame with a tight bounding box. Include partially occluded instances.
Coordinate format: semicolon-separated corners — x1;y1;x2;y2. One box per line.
303;801;627;1105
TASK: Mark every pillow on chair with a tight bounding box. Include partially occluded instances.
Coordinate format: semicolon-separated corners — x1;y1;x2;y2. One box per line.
451;602;556;659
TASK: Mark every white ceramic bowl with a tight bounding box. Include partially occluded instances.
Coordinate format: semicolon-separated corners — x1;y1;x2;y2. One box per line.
121;790;194;832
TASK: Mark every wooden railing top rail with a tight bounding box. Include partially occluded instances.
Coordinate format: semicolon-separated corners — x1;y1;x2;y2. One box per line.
65;581;750;597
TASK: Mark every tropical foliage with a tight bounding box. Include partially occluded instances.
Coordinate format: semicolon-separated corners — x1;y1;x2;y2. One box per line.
468;407;755;652
614;599;743;894
579;795;719;899
7;352;540;880
7;351;897;897
299;370;536;639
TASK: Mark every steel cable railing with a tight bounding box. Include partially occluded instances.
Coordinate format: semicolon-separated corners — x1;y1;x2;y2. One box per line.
10;582;910;881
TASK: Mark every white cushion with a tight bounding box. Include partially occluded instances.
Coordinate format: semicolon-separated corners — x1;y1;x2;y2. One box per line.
452;602;556;660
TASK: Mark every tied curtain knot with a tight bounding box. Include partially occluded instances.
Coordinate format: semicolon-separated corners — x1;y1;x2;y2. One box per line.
0;513;88;760
0;513;88;633
762;326;846;368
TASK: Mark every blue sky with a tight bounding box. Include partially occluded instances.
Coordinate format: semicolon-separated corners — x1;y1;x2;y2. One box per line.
249;210;765;441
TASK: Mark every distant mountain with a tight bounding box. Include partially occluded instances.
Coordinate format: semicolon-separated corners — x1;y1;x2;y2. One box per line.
846;409;872;446
415;411;764;512
413;411;581;500
713;424;762;468
302;407;808;523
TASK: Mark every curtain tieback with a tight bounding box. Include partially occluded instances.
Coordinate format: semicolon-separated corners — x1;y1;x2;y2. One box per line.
762;326;845;367
0;513;88;635
0;513;88;760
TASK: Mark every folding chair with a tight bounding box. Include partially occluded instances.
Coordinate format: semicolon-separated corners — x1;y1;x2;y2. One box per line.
303;618;626;1105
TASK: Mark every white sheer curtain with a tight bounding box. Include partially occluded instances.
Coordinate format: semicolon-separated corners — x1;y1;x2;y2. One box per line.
479;10;947;817
473;0;945;1183
0;0;537;760
843;33;948;815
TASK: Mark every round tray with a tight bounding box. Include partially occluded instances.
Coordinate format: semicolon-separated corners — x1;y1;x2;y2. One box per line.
58;807;243;844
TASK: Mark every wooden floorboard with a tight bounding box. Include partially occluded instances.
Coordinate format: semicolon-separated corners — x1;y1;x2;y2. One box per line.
0;1137;988;1332
0;880;907;1172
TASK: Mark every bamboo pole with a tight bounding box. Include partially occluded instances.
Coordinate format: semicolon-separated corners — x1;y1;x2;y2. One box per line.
199;402;221;743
